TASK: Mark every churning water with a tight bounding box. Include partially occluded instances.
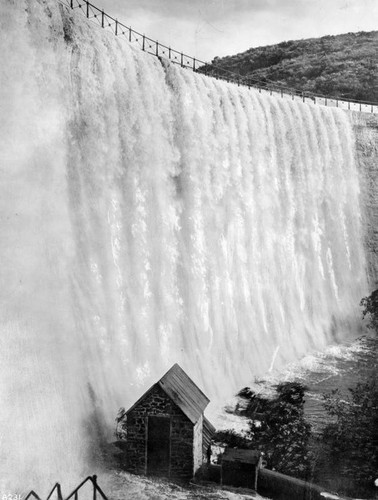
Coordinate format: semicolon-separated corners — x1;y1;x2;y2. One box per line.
0;0;368;491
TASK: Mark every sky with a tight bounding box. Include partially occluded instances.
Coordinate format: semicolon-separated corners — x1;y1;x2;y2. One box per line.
95;0;378;62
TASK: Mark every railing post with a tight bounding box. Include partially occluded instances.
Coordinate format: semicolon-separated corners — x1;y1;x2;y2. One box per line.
57;485;63;500
325;97;328;106
101;9;104;28
129;27;132;42
70;0;73;8
156;41;159;56
86;0;89;18
142;34;145;51
359;102;362;112
336;99;338;108
92;475;97;500
115;19;118;36
168;47;171;59
193;58;196;71
180;52;183;67
348;101;350;110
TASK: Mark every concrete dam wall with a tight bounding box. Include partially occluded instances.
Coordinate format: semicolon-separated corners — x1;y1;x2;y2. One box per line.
353;112;378;285
1;0;377;490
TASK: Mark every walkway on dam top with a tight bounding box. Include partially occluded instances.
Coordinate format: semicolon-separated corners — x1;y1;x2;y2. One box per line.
60;0;378;115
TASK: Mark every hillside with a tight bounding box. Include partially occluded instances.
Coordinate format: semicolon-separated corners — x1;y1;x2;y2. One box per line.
200;31;378;103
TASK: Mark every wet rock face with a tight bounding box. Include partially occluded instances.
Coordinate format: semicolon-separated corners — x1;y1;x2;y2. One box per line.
353;112;378;287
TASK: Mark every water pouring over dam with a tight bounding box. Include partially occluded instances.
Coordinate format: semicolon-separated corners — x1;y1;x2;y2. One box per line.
0;0;369;491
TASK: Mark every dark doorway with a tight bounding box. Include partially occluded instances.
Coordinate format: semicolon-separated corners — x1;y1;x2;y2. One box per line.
147;416;171;476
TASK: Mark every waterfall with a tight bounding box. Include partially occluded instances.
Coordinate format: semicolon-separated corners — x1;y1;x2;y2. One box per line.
0;0;367;491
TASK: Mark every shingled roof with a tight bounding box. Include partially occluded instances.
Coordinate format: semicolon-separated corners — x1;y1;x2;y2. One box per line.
126;363;210;424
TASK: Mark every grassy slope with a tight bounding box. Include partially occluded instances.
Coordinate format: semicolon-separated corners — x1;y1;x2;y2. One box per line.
201;31;378;102
102;470;270;499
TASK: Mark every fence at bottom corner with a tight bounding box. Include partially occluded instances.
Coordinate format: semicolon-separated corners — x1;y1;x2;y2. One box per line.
24;475;108;500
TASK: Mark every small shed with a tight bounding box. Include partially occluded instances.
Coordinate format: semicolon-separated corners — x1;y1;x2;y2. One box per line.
124;363;215;480
221;449;262;490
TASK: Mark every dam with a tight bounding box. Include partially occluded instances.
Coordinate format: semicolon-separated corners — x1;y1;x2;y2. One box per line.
1;0;377;491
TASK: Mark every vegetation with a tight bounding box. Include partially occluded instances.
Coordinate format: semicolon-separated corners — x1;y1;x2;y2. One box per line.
321;379;378;495
200;31;378;102
248;382;312;478
361;288;378;332
214;382;312;479
216;290;378;495
115;407;127;440
315;289;378;495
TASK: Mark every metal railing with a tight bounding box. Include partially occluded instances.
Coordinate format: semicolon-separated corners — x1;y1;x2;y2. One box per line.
58;0;378;114
60;0;201;69
25;475;108;500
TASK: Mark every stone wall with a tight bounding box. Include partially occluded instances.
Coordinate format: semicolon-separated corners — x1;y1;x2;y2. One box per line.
125;384;201;479
170;403;194;479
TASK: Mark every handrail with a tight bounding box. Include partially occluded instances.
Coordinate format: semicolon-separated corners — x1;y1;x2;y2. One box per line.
65;475;107;500
25;476;108;500
25;492;42;500
46;483;63;500
57;0;378;113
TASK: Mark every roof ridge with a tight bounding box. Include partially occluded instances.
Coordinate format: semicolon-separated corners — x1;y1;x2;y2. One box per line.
159;363;209;403
126;364;210;424
158;363;209;423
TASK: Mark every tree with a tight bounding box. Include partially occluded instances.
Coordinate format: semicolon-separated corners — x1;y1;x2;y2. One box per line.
215;382;313;479
247;382;312;479
316;290;378;496
115;407;127;440
360;288;378;332
213;429;252;451
321;379;378;495
200;31;378;103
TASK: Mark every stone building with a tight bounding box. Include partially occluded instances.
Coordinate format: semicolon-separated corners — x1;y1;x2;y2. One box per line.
124;363;215;480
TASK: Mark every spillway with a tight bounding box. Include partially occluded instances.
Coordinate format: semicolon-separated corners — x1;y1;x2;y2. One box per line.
0;0;369;491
